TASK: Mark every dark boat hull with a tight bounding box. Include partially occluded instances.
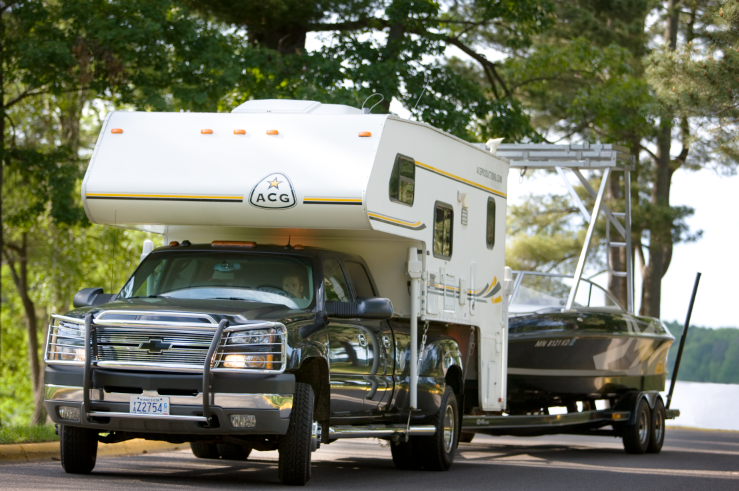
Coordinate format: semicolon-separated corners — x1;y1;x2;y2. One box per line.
506;310;673;408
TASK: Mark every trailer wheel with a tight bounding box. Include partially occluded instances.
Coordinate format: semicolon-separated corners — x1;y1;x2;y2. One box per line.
622;397;651;454
390;437;423;470
190;442;220;459
278;382;314;485
217;443;252;460
646;398;666;454
419;386;458;471
60;425;98;474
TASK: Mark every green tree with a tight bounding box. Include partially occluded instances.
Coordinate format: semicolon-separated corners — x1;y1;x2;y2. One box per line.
183;0;551;141
2;0;244;424
500;1;716;317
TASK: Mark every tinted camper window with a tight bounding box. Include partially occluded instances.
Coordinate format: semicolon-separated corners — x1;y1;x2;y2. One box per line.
486;197;496;249
433;202;453;259
389;154;415;205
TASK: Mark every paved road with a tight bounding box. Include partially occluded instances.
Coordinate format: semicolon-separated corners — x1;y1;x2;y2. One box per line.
3;429;738;490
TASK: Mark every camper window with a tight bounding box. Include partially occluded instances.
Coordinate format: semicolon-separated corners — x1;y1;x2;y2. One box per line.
345;261;376;297
323;259;352;302
486;197;496;250
389;154;415;206
433;202;454;259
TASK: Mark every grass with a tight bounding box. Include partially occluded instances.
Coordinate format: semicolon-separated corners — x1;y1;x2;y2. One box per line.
0;424;59;444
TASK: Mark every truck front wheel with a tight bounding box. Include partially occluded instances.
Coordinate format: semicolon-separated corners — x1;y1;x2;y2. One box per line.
278;382;314;485
60;425;98;474
420;386;459;471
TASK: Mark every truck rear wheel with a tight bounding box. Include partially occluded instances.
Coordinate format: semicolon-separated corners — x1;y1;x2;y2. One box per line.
60;425;98;474
646;398;666;454
278;382;314;485
419;386;458;471
622;397;651;454
217;443;252;460
190;442;220;459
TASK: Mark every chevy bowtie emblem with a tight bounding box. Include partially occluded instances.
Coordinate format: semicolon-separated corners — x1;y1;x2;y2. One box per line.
249;172;296;209
138;338;172;354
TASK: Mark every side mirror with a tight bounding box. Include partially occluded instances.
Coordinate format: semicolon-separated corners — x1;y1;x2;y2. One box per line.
73;287;117;308
325;297;394;320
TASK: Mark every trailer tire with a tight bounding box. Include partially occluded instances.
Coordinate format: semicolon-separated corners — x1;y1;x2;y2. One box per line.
217;443;252;460
622;398;651;454
60;425;98;474
278;382;314;486
390;437;423;470
419;386;458;471
646;398;666;454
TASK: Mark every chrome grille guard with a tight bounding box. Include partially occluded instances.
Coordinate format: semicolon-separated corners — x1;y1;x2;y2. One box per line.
45;310;288;425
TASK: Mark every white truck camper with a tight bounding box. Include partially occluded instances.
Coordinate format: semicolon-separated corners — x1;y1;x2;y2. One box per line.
44;99;676;484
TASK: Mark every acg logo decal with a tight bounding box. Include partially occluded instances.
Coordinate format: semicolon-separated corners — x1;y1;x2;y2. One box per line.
249;173;297;209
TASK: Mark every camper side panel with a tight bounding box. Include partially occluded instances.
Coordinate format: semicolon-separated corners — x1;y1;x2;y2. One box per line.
365;118;510;411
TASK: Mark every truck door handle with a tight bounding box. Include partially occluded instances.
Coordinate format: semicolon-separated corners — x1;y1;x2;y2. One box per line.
357;333;368;347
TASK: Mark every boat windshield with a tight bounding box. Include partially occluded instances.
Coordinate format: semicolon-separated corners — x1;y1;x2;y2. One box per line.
119;251;314;310
510;272;621;314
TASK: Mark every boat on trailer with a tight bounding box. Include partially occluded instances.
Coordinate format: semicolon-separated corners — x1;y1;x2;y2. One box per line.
506;271;674;413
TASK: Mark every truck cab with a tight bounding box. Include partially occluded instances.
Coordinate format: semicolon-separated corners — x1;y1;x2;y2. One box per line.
45;242;463;483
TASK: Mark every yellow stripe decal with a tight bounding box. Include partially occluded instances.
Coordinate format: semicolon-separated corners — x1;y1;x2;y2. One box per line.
86;193;242;200
303;198;363;203
368;212;422;227
415;161;507;198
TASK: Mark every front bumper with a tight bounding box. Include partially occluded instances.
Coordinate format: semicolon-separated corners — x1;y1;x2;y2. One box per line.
45;365;294;435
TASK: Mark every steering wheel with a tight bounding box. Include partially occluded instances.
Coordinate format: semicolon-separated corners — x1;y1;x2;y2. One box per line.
256;285;296;298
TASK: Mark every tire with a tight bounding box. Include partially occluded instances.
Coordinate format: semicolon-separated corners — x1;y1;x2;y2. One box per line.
60;425;98;474
418;386;459;471
190;442;220;459
622;397;651;454
390;437;423;470
458;432;475;444
217;443;252;460
646;398;666;454
278;382;314;486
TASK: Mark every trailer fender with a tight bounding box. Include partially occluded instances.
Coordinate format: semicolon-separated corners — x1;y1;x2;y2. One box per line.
614;391;663;426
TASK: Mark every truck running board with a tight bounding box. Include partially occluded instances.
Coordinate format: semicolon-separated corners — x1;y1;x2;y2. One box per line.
328;424;436;439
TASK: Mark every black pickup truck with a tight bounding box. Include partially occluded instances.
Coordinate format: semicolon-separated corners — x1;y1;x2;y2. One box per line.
44;242;466;485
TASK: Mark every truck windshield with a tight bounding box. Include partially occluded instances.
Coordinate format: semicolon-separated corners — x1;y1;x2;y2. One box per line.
119;252;314;310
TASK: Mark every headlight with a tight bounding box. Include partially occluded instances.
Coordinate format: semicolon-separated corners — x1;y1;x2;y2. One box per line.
223;354;271;369
229;329;274;345
47;319;86;363
221;328;277;369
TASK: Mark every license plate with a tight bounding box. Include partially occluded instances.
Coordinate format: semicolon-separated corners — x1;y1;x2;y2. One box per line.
130;396;170;416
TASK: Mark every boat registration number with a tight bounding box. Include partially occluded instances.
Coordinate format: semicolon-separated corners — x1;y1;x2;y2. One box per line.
130;396;170;416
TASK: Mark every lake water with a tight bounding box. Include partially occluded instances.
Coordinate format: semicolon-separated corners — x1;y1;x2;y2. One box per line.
662;381;739;431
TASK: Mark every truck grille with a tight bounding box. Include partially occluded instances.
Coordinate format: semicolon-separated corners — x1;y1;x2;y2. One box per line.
95;327;213;367
46;311;287;373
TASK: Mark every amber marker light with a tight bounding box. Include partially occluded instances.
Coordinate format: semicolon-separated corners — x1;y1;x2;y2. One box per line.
266;129;279;135
212;240;257;248
201;129;213;134
169;241;180;246
234;129;246;135
111;128;123;134
358;131;372;137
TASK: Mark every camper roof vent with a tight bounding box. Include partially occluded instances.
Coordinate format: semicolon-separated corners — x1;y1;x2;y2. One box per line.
231;99;362;115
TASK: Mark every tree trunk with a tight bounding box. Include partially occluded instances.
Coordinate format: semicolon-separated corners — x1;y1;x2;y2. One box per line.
4;234;47;425
638;0;681;318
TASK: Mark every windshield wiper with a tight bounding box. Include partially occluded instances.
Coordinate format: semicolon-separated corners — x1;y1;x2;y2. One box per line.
213;297;255;302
